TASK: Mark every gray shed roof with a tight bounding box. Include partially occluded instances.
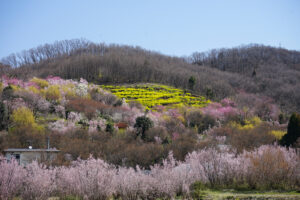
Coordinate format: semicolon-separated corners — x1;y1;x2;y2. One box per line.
4;148;60;152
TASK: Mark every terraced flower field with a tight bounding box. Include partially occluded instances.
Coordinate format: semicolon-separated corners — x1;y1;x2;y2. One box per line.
102;84;210;109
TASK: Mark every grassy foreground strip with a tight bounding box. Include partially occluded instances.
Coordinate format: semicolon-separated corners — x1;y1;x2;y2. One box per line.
47;191;300;200
102;83;210;109
188;190;300;200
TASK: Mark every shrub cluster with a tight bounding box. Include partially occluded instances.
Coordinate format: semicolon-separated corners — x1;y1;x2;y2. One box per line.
1;76;293;168
0;145;299;200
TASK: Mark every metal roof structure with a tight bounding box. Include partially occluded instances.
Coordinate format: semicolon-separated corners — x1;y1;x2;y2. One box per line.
3;148;60;152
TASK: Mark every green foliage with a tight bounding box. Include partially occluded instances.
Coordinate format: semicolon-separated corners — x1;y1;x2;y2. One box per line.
61;195;81;200
279;113;288;124
205;87;214;99
188;76;196;90
252;68;257;77
113;99;123;107
134;116;154;139
105;122;114;134
279;113;284;124
0;101;9;131
280;112;300;147
102;84;210;109
190;182;208;200
1;85;14;100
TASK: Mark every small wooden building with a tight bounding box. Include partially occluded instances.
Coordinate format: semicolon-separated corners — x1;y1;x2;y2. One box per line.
3;147;60;165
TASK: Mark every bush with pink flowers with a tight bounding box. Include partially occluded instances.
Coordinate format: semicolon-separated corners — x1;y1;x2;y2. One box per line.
0;145;299;199
0;157;25;200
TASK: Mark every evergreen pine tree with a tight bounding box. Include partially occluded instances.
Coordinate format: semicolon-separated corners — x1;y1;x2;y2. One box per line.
188;76;196;90
134;116;153;140
0;101;8;130
280;112;300;147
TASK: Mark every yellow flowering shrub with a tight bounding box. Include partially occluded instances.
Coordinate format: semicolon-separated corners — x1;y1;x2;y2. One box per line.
177;115;185;123
161;114;171;122
30;77;49;88
0;82;3;93
11;107;44;132
245;116;261;125
10;84;21;92
45;85;61;101
270;130;286;140
11;107;35;126
230;116;262;130
39;88;46;97
27;86;40;94
61;84;76;98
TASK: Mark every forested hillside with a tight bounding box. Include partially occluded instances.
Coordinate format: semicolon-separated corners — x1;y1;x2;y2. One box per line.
1;76;300;199
1;39;300;113
190;45;300;113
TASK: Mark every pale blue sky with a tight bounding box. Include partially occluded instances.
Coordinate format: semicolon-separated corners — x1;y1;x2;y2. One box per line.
0;0;299;59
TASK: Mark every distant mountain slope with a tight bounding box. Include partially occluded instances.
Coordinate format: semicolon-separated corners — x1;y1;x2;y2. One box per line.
190;44;300;73
190;44;300;112
1;40;300;113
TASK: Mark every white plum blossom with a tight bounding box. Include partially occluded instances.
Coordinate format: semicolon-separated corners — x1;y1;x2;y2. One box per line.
112;113;122;122
36;98;51;112
48;119;76;133
54;105;65;118
75;83;88;97
67;112;82;123
88;119;106;132
79;78;88;85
